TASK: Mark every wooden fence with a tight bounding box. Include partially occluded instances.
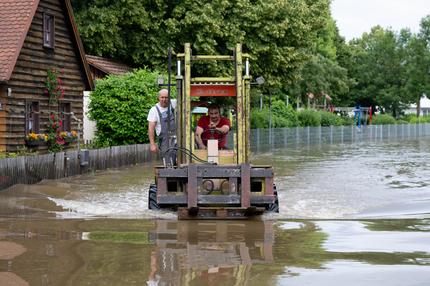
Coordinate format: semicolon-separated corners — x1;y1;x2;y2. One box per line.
0;144;155;190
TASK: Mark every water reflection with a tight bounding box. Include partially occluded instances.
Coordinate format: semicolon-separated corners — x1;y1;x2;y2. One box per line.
0;218;429;285
318;220;430;254
148;220;274;285
0;241;28;286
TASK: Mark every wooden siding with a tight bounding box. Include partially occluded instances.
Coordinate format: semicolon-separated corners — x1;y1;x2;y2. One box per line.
4;0;86;152
0;87;6;151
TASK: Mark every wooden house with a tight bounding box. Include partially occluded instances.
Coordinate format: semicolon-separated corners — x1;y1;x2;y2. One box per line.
0;0;93;152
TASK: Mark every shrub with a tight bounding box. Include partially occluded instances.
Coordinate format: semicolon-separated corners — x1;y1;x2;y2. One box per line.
271;101;299;127
320;111;343;126
298;109;320;126
250;109;270;128
396;119;409;124
250;101;299;129
339;115;353;126
400;114;416;123
408;115;430;124
89;68;172;146
371;114;396;125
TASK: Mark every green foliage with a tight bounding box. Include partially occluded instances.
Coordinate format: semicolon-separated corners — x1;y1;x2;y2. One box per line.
402;26;430;114
250;100;298;129
250;108;270;129
72;2;430;115
271;100;299;127
0;149;37;159
319;111;343;126
342;22;430;116
44;69;67;152
45;69;65;104
346;27;405;116
296;110;346;127
399;113;417;122
0;152;16;159
88;231;149;244
251;106;355;128
89;69;169;146
338;115;354;126
72;0;331;91
408;115;430;123
298;109;321;126
396;119;409;124
315;17;338;60
289;18;353;106
371;114;396;125
290;54;351;106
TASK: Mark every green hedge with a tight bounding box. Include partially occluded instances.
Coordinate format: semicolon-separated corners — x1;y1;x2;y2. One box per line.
251;107;356;128
271;101;299;127
249;108;430;128
250;108;270;128
371;114;396;125
408;115;430;123
250;100;299;128
298;109;320;126
320;111;344;126
89;68;171;147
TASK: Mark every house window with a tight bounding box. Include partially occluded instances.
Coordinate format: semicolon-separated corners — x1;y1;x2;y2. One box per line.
25;101;40;134
59;102;71;131
43;13;55;48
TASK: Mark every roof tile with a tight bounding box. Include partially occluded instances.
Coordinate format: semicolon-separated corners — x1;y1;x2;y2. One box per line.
86;55;133;76
0;0;39;81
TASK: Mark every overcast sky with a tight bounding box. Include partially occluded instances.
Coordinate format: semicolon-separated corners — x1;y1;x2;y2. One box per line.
331;0;429;40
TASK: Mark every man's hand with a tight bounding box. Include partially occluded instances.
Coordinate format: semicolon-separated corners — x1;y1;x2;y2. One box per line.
195;126;206;149
198;143;207;150
150;143;158;153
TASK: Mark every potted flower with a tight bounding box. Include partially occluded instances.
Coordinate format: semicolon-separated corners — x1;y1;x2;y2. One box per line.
25;132;48;146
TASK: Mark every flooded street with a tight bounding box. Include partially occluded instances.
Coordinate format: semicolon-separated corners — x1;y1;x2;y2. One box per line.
1;138;430;285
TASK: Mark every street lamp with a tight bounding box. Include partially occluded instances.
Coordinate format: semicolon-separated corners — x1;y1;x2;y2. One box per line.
157;76;164;86
255;76;265;110
256;76;265;85
269;91;272;143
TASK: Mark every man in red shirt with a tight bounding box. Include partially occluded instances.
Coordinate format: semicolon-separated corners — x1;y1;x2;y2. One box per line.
195;105;230;149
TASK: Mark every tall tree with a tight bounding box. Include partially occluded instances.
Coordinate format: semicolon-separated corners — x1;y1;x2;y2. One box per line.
289;54;350;107
347;27;406;116
71;0;331;90
403;16;430;116
287;8;351;107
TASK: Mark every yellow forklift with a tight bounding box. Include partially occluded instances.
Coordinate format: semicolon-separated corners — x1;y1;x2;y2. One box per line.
148;43;279;219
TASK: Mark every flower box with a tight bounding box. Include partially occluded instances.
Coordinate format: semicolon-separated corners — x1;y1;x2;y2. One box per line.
59;131;78;145
25;140;45;147
25;133;48;147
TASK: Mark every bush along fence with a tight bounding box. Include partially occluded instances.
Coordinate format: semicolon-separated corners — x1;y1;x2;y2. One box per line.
0;144;154;190
251;123;430;152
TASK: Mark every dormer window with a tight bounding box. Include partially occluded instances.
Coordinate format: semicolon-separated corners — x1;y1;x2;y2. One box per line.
43;13;55;48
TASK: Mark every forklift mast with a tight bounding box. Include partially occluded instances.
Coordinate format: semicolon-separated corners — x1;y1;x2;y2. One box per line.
175;43;251;164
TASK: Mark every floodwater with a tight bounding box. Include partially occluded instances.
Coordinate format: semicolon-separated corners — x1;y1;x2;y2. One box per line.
1;139;430;285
